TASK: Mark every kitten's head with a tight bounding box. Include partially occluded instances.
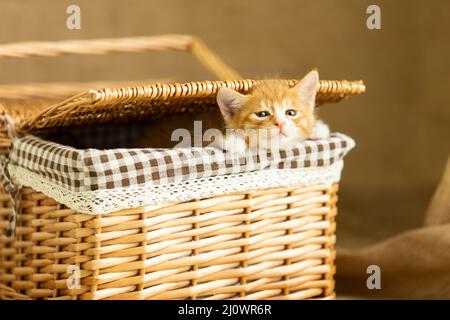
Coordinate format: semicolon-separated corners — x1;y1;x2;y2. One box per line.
216;70;319;149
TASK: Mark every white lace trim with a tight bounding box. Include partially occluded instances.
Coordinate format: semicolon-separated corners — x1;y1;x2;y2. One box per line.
8;161;344;215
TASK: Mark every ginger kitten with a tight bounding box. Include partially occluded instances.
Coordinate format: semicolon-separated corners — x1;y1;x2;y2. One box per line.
215;70;329;152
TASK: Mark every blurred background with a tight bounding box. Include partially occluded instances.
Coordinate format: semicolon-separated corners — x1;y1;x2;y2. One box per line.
0;0;449;291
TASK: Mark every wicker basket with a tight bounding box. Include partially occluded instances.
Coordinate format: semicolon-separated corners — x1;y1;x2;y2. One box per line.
0;35;365;300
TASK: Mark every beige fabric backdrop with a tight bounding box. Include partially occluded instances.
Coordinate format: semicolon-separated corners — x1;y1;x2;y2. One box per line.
0;0;449;296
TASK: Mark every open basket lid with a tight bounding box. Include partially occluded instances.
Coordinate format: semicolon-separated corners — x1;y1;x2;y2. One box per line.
0;78;366;134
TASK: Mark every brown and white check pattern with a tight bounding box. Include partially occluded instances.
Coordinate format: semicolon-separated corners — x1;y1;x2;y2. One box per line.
7;133;354;192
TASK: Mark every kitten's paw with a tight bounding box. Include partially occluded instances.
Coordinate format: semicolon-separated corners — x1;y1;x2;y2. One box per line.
309;120;330;140
225;139;248;155
221;134;248;155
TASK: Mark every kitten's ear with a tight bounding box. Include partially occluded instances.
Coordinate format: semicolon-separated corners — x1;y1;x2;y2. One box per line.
216;87;247;123
294;70;319;111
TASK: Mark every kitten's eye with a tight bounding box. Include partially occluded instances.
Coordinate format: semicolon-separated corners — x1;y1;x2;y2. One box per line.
285;109;297;117
255;111;270;118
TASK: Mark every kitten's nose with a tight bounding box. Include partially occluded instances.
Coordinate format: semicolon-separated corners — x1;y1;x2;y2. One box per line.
274;122;286;136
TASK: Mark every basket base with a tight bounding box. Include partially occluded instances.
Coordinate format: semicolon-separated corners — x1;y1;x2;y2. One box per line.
0;183;338;300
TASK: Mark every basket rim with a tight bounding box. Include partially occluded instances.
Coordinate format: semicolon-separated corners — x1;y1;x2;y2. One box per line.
1;78;366;133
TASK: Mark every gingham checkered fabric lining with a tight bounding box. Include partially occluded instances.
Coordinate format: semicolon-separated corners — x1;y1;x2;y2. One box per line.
7;133;354;193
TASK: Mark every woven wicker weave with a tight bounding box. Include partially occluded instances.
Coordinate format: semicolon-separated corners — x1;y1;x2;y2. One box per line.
1;184;338;300
0;35;365;300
